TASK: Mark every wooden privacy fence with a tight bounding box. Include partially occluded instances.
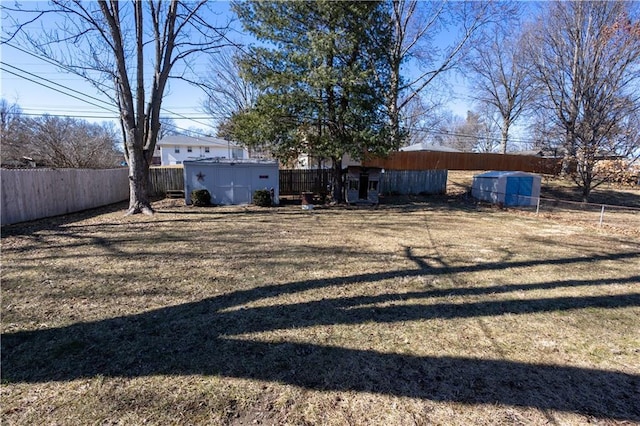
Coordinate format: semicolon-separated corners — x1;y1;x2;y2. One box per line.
364;151;562;175
149;167;450;197
1;168;129;226
149;166;184;196
279;169;332;195
380;170;447;195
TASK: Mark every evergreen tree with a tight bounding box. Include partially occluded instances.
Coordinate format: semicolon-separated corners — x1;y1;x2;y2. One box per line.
230;1;393;202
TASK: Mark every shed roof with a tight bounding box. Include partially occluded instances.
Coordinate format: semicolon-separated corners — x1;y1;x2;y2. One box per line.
183;157;278;166
474;171;540;178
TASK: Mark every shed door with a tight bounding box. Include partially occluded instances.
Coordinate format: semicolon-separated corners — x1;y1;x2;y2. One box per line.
232;167;251;204
505;177;533;206
213;166;252;205
358;174;369;200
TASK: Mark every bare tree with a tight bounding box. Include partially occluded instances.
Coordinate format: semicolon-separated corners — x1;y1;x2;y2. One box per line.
1;102;122;168
524;1;640;201
526;111;565;155
466;21;535;154
384;0;515;147
449;110;490;152
401;94;445;146
0;99;22;133
159;116;180;139
426;110;464;149
0;99;30;166
201;47;261;128
471;104;502;153
4;1;229;214
30;116;122;168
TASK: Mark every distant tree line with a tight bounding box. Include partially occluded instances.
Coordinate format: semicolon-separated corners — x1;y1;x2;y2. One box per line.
0;99;123;169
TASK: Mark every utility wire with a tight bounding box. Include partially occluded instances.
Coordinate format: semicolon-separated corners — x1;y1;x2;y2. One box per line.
1;42;537;145
0;66;118;114
2;62;217;136
15;112;118;119
1;62;118;112
2;40;216;129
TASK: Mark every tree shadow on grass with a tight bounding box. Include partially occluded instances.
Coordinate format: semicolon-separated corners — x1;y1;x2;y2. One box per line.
2;250;640;421
542;185;640;208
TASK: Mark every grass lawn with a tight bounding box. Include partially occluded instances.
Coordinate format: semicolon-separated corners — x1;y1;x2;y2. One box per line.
2;187;639;425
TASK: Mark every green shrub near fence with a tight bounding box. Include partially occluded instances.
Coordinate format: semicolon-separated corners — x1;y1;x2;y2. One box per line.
191;189;211;206
253;189;272;207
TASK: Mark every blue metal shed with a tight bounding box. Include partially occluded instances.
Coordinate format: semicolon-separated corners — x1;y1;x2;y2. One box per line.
471;171;541;206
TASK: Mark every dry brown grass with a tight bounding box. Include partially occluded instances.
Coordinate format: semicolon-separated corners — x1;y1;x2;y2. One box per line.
447;170;640;236
2;191;639;425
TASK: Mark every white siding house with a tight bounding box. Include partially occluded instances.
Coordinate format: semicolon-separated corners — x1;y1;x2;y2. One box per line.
157;135;248;166
294;153;362;170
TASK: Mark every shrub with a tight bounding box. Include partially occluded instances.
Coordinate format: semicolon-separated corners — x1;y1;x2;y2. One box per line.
191;189;211;206
253;189;272;207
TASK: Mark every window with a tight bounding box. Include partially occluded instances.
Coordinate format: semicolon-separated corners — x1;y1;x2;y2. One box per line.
204;147;210;153
348;179;359;191
187;147;192;153
174;147;180;153
176;161;182;164
369;180;378;191
232;148;244;159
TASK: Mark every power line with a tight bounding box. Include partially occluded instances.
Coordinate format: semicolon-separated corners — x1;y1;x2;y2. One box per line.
15;112;117;119
13;110;219;138
0;41;528;144
0;66;119;114
1;62;117;111
3;40;218;129
15;111;218;122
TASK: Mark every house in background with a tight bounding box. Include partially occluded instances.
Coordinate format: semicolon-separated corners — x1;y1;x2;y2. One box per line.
154;135;249;166
399;142;462;153
294;152;362;170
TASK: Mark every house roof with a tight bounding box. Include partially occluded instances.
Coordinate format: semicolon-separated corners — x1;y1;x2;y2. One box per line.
510;150;544;156
399;142;461;153
158;135;242;148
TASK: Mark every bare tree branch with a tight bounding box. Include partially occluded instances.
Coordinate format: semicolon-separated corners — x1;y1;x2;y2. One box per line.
5;1;230;214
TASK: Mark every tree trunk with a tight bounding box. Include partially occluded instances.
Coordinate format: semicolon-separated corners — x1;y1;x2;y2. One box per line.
500;117;509;154
125;137;154;216
581;185;591;203
331;156;344;203
561;130;577;177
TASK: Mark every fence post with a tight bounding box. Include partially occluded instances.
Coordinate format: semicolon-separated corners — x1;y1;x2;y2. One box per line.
599;205;605;226
536;197;540;215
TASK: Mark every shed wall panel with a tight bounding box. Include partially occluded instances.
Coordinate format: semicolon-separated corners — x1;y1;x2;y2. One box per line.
183;161;279;205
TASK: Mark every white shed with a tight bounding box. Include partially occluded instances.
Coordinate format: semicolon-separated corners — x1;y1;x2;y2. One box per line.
183;158;279;205
472;171;541;207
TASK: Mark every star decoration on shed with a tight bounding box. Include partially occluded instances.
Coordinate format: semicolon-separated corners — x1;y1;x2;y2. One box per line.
196;172;205;182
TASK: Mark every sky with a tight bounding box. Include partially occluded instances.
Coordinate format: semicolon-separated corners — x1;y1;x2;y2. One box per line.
0;1;474;138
